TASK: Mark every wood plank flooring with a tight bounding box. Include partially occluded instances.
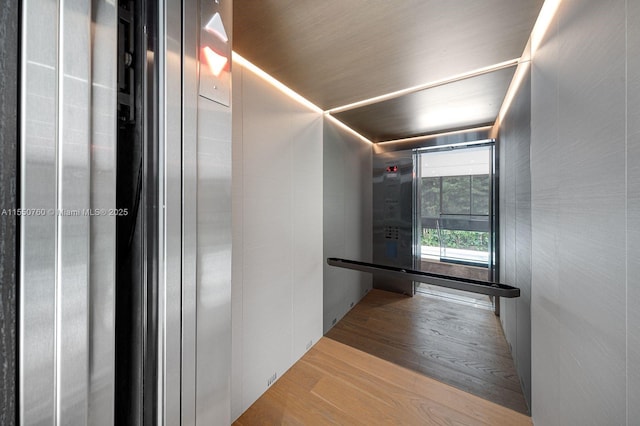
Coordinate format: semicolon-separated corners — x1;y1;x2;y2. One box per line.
234;337;531;425
325;289;529;415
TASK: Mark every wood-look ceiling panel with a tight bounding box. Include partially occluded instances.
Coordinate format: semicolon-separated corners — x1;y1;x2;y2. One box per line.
233;0;544;110
332;66;517;142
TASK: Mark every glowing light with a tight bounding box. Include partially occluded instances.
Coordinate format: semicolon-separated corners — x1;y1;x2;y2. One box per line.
492;60;530;137
492;0;562;136
327;59;519;114
376;126;493;145
324;113;373;144
203;46;228;77
233;51;323;114
204;13;229;43
531;0;562;56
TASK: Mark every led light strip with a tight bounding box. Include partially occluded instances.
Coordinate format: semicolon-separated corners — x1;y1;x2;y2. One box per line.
326;58;519;114
492;0;562;136
233;52;372;143
324;113;373;144
232;51;323;114
376;125;494;145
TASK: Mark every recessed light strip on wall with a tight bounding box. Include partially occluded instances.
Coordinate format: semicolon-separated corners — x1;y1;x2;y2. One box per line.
376;125;494;145
326;59;520;114
414;138;495;152
232;51;374;143
531;0;562;56
232;51;323;114
491;59;531;137
324;113;373;144
491;0;562;137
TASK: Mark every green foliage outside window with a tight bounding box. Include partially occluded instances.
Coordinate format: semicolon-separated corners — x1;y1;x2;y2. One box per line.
420;174;490;252
421;228;489;252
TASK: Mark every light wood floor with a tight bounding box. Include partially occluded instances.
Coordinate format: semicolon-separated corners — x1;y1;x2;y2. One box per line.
234;337;531;425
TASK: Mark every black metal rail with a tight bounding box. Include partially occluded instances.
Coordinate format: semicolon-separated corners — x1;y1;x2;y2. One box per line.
327;258;520;298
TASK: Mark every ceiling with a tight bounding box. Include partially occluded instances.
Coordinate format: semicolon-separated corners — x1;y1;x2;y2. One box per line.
234;0;545;142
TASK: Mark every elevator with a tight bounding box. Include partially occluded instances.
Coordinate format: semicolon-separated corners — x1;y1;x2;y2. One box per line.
17;0;233;424
372;138;497;300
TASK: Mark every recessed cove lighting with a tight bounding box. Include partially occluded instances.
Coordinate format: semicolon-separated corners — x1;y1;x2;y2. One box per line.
204;12;229;43
327;59;519;114
233;52;323;114
531;0;561;56
232;52;371;143
377;126;493;145
324;113;373;144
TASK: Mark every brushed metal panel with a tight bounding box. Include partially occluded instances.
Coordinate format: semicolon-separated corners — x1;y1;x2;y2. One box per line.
54;0;92;423
372;150;414;295
531;0;626;424
196;97;232;425
333;66;516;142
195;6;233;421
160;0;183;423
182;0;199;423
234;0;544;110
627;0;640;420
199;0;231;105
87;1;117;424
22;1;118;423
20;0;58;423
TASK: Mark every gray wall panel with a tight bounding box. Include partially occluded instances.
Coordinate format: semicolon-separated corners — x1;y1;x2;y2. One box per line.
0;0;18;423
231;64;244;420
628;0;640;421
323;119;372;333
531;0;628;424
231;59;324;420
497;65;531;410
530;15;562;424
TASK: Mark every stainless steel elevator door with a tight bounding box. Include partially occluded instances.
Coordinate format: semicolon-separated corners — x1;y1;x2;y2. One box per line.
20;0;117;424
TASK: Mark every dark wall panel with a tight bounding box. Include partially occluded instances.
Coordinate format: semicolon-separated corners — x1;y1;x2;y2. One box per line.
498;65;531;411
0;1;18;425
